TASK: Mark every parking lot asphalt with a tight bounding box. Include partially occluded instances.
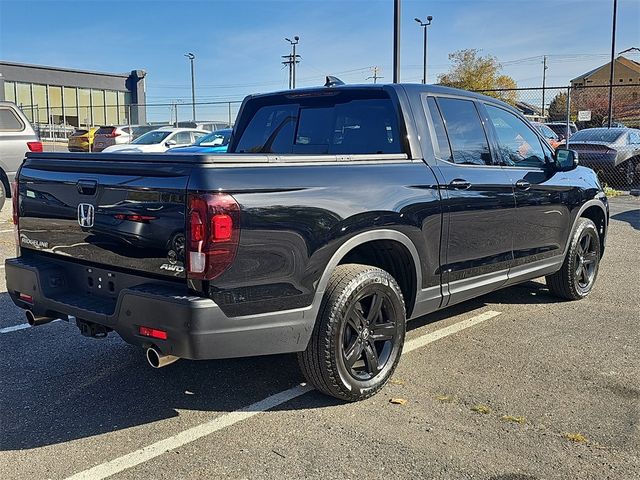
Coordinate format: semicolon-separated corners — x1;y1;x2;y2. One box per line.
1;197;639;480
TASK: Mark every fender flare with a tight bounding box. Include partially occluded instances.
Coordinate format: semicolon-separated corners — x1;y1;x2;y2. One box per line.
309;229;423;315
562;198;608;258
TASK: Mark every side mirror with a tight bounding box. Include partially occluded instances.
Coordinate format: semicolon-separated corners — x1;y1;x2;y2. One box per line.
555;148;578;171
165;139;177;147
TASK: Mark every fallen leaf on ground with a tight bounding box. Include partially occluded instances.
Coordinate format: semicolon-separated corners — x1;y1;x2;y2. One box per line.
388;379;405;386
501;415;526;424
436;394;455;403
471;404;492;414
564;432;588;443
389;398;408;405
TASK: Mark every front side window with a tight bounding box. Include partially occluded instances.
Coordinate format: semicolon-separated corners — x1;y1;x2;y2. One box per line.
232;91;403;155
436;97;492;165
486;105;546;168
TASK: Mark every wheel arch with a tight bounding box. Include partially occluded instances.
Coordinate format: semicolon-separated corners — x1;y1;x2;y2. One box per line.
314;230;422;319
566;199;608;257
0;168;10;199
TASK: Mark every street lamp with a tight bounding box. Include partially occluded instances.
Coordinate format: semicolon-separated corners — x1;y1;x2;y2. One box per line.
185;52;196;121
415;16;433;84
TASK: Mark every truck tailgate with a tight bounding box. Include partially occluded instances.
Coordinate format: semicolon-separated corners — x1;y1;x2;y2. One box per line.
17;155;191;280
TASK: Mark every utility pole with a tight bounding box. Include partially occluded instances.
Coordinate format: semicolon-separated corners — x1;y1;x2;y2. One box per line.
185;53;196;121
414;16;433;84
541;55;548;120
393;0;401;83
366;66;384;84
283;36;301;89
607;0;618;128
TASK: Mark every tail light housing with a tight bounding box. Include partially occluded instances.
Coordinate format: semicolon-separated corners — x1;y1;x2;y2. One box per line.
27;141;43;152
187;193;240;280
11;179;19;226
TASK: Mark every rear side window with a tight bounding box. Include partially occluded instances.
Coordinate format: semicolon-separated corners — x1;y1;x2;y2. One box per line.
436;98;492;165
232;91;403;155
0;107;24;131
425;97;453;162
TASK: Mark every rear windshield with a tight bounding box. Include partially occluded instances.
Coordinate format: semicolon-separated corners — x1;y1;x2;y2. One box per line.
230;89;403;155
569;129;624;143
96;127;115;135
72;129;89;136
132;130;171;145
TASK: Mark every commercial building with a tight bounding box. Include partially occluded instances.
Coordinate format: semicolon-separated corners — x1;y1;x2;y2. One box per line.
0;61;147;131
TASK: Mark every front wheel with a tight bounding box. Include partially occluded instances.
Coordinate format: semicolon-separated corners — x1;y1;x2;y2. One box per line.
546;218;601;300
298;264;406;402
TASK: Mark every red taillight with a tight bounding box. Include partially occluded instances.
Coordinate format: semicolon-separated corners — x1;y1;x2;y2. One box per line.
138;326;168;340
19;293;33;304
108;132;121;138
27;141;43;152
11;179;19;226
187;193;240;280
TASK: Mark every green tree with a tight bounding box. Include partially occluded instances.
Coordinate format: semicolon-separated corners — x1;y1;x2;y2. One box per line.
438;49;518;104
548;92;568;121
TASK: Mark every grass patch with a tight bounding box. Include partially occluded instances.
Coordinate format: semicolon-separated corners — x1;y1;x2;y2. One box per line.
501;415;526;424
471;404;492;414
564;432;588;443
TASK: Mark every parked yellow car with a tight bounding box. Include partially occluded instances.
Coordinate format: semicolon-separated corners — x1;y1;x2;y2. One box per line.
68;127;98;152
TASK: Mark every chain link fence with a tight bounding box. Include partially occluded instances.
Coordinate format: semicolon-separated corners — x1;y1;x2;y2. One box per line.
475;84;640;190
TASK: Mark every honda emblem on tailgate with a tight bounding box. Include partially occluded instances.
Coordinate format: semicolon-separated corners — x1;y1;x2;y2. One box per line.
78;203;95;228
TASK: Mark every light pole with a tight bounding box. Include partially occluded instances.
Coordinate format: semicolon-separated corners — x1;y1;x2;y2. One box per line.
414;16;433;84
284;36;300;89
393;0;401;83
607;0;617;128
185;52;196;121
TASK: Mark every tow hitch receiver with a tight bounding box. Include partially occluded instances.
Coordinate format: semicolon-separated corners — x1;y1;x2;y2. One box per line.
77;320;111;338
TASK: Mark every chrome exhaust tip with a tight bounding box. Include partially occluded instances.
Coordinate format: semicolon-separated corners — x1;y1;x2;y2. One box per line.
145;346;179;369
25;310;55;327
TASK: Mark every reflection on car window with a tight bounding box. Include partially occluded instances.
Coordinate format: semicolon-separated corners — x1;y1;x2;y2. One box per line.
132;131;171;145
233;91;402;155
437;98;492;165
486;105;546;168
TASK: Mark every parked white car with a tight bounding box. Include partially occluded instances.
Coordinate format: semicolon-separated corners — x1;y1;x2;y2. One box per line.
101;128;208;153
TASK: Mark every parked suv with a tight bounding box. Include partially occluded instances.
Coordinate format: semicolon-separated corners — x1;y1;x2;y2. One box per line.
0;101;42;210
92;126;132;152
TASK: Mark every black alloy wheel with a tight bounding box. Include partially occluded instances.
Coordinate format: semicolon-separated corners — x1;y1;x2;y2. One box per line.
574;228;599;294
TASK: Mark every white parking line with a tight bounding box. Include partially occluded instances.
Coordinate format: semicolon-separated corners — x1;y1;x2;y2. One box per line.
64;309;502;480
0;229;13;233
0;323;31;334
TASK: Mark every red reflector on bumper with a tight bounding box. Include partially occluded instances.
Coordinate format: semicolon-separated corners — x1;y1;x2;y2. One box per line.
19;293;33;303
139;326;168;340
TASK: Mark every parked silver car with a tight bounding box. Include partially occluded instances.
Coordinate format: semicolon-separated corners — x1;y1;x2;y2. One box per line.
0;101;42;210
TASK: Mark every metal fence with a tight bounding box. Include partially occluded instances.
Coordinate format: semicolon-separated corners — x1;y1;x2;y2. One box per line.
19;100;243;142
474;83;640;189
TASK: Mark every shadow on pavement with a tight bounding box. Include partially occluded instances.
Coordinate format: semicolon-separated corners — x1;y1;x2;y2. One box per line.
611;209;640;230
0;280;556;451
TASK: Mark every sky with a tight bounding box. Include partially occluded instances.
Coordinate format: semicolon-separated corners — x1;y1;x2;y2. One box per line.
1;0;639;109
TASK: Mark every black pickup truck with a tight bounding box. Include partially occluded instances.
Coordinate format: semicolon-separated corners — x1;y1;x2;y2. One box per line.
5;83;608;401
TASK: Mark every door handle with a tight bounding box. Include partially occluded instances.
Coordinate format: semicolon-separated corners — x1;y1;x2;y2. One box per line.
515;179;531;190
449;179;471;190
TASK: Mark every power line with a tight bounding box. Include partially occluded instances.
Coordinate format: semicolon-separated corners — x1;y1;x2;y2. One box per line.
366;66;384;84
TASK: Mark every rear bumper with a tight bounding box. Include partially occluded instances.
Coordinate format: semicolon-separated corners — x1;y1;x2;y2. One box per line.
4;255;313;360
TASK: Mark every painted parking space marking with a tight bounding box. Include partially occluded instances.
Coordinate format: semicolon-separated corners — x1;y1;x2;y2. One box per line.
0;323;31;334
63;309;502;480
0;229;13;233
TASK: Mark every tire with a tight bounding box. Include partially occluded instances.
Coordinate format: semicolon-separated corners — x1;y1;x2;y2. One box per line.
0;181;6;212
298;264;406;402
546;218;601;300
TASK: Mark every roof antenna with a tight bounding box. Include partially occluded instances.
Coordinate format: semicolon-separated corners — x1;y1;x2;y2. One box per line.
324;76;345;87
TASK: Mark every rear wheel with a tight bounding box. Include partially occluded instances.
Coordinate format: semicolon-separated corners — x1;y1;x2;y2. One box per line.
624;158;640;188
546;218;601;300
298;264;406;402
